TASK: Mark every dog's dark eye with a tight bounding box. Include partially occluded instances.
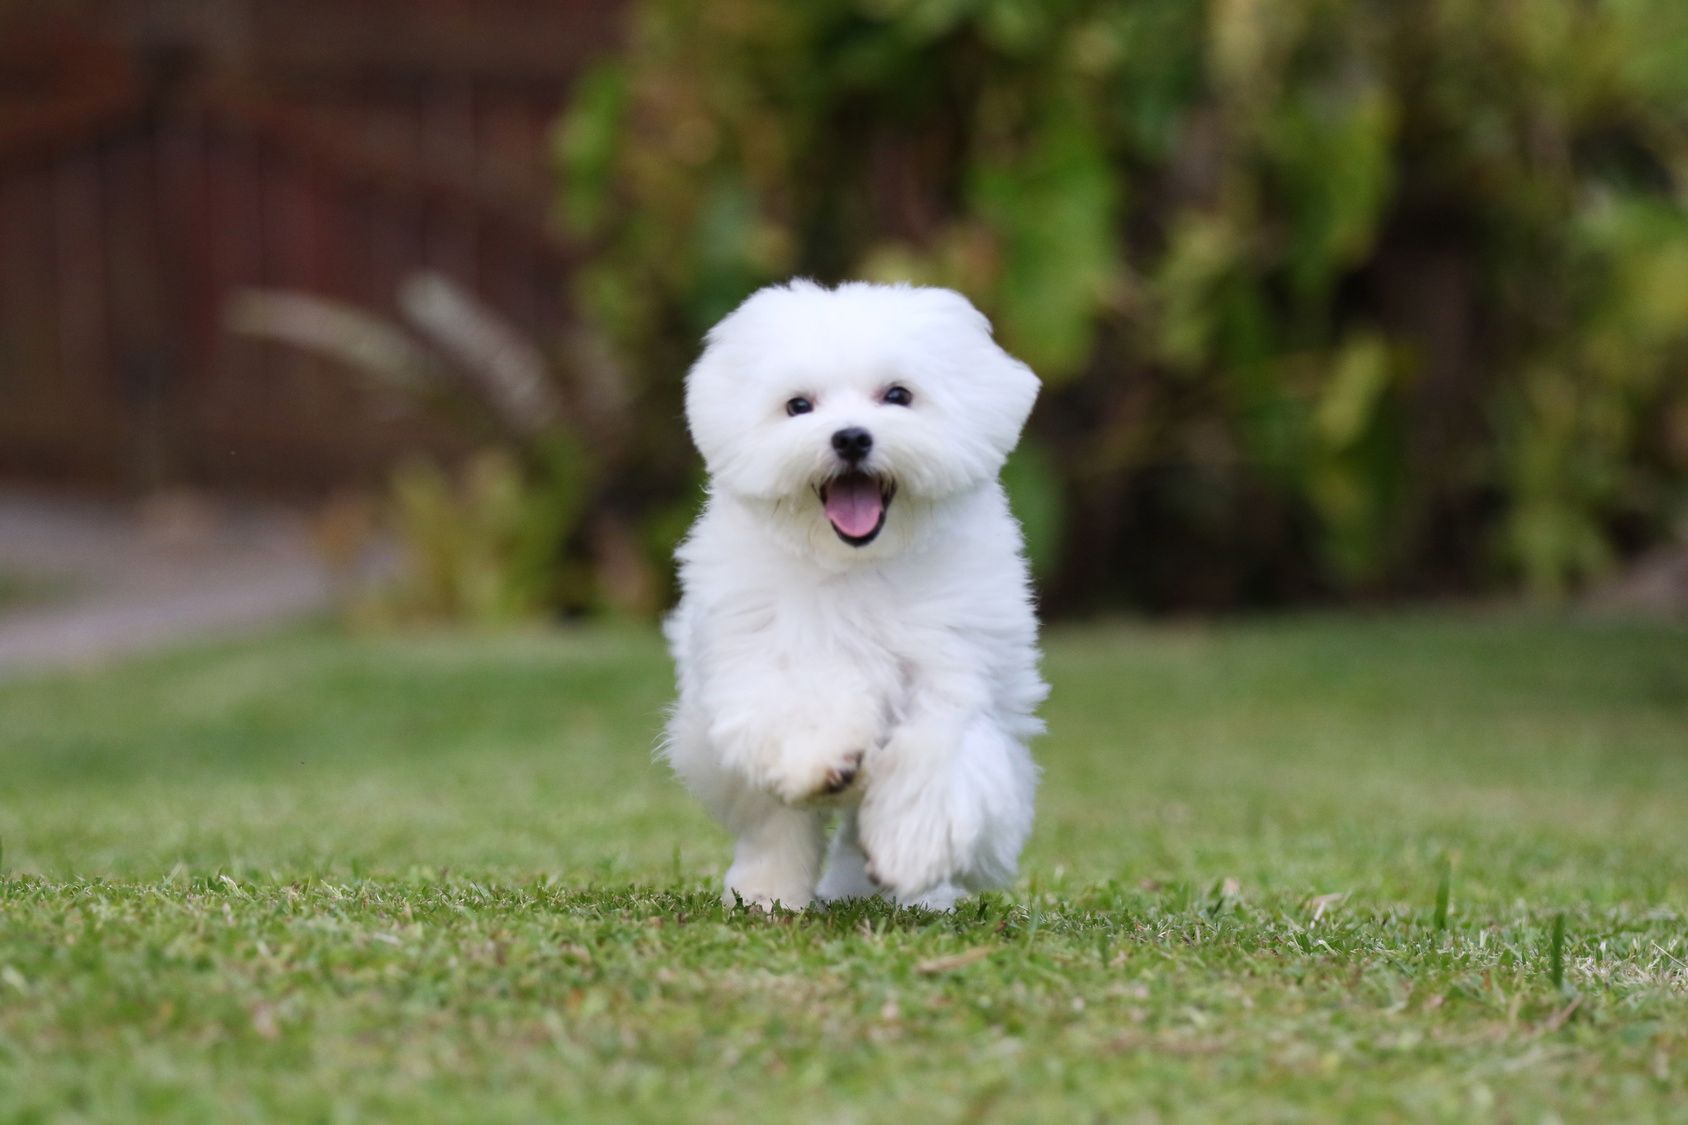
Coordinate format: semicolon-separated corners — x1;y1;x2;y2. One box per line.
786;397;814;417
883;385;914;407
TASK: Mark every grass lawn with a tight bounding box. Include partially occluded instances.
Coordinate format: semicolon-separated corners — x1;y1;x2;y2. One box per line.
2;614;1686;1121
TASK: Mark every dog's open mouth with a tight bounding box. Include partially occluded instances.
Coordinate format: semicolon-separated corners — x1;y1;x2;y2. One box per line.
820;472;893;547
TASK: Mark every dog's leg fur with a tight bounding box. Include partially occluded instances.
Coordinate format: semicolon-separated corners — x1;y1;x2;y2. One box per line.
666;641;881;909
857;708;1036;904
721;798;826;910
815;810;878;902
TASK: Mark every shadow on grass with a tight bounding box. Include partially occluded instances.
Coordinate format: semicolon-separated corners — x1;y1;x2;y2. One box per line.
581;885;1010;934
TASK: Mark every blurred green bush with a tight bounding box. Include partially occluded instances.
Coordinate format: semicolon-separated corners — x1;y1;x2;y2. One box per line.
559;0;1688;611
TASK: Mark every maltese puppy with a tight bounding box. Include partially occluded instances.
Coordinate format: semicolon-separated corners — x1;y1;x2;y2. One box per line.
664;280;1046;911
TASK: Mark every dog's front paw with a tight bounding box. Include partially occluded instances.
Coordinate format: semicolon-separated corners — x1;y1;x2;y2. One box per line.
862;847;953;903
818;748;865;797
723;859;816;912
771;747;865;805
712;706;877;807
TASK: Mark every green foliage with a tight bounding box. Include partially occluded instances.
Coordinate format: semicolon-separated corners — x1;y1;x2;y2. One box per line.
3;616;1687;1117
971;95;1121;380
1000;440;1066;578
227;276;673;626
360;444;593;627
562;0;1688;607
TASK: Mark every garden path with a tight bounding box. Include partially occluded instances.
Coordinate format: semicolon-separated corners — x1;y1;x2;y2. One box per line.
0;490;332;677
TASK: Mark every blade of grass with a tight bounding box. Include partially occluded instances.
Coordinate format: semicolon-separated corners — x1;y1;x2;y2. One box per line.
1550;911;1567;991
1433;854;1452;932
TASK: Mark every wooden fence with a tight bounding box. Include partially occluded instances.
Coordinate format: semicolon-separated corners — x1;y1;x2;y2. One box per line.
0;2;618;493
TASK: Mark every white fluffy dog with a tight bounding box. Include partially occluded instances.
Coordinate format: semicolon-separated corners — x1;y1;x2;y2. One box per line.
664;280;1046;911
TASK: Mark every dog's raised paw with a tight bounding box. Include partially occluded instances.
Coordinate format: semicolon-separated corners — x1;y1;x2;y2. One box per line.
820;750;864;796
767;745;869;806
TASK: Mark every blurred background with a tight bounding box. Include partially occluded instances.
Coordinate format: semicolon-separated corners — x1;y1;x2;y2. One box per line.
1;0;1685;668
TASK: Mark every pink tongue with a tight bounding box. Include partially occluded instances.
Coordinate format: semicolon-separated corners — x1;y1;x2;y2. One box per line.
824;476;884;538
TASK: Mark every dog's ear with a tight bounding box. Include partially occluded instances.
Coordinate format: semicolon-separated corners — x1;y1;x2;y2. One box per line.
683;282;795;473
977;343;1041;457
916;287;1042;453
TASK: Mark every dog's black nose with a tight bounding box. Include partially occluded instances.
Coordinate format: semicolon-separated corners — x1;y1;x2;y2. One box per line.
831;427;873;463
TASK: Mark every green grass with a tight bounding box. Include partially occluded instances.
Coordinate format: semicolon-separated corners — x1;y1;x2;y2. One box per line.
2;614;1686;1121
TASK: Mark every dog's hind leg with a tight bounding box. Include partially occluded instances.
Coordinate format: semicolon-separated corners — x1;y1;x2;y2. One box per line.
815;811;880;903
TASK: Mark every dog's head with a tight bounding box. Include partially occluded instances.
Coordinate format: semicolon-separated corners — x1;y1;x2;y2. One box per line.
685;280;1040;558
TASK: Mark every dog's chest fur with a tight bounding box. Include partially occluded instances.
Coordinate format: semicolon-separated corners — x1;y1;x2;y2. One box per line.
671;483;1042;737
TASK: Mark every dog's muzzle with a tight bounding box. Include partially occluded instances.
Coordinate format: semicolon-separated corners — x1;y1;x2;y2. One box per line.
820;471;892;546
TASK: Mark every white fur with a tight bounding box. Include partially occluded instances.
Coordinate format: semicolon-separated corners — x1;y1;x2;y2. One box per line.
664;280;1046;911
